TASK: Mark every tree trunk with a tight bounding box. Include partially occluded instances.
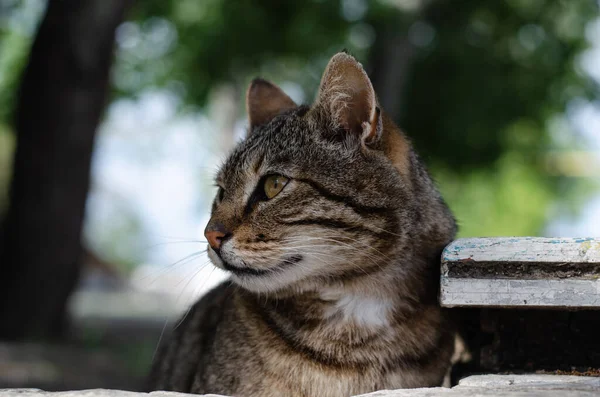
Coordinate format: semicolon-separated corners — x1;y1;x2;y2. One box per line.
0;0;132;340
368;29;414;122
367;0;442;123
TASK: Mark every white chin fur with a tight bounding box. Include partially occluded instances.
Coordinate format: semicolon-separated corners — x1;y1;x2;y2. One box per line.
211;237;350;293
228;256;320;293
207;246;225;270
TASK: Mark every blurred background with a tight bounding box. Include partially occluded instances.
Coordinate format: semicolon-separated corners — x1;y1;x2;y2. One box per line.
0;0;599;391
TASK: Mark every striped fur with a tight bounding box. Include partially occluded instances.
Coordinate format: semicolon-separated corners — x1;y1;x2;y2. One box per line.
149;53;457;397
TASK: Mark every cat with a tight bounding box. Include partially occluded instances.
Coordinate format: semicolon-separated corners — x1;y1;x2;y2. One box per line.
148;51;458;397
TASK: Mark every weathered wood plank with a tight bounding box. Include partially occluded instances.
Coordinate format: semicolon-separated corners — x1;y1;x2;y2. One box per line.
441;237;600;308
441;278;600;308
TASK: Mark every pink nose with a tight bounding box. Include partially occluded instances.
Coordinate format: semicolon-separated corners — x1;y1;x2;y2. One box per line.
205;230;226;250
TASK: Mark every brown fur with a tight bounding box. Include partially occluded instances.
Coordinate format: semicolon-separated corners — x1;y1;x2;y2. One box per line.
246;78;297;129
148;52;457;397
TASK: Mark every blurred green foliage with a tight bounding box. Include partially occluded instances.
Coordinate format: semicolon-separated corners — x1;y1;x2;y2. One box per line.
0;0;598;241
120;0;354;104
405;0;595;168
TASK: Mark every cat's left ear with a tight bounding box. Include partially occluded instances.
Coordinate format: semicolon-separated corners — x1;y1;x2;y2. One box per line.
246;78;297;130
315;52;382;146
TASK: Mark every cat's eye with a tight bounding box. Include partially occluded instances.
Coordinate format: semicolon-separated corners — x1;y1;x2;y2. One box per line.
264;175;289;199
217;187;225;202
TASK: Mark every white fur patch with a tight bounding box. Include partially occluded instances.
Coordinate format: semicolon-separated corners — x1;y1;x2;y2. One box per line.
324;293;392;328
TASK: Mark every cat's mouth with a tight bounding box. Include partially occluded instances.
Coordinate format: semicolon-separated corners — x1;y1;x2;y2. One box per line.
220;254;303;277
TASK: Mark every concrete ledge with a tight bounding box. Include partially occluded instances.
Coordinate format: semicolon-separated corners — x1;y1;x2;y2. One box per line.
2;375;600;397
358;374;600;396
440;237;600;308
0;393;229;397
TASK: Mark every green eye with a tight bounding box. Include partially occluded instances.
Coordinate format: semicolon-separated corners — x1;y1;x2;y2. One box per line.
264;175;289;199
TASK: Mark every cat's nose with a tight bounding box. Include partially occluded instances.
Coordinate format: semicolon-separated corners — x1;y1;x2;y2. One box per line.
206;230;226;250
204;223;230;251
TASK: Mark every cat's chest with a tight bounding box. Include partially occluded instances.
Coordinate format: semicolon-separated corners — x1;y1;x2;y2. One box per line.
248;295;404;396
321;292;393;329
240;353;421;397
196;290;448;397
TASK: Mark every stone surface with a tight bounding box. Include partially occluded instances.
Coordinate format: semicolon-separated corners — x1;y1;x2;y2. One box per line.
440;237;600;308
356;375;600;396
458;374;600;388
0;392;227;397
1;375;600;397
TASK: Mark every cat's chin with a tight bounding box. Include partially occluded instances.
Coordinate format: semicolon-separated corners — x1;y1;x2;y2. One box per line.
229;259;316;294
228;254;302;276
229;271;306;294
206;246;226;270
208;247;310;293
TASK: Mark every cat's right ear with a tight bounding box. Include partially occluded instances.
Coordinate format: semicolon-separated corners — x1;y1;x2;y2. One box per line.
246;78;297;130
315;52;382;147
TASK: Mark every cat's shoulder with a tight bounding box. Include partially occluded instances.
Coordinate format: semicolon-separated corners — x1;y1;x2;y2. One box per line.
184;279;235;325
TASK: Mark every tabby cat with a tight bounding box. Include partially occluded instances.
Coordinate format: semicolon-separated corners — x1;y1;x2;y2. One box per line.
149;52;457;397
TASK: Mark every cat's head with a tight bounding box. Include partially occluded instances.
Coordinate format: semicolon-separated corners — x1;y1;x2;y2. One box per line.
205;52;455;293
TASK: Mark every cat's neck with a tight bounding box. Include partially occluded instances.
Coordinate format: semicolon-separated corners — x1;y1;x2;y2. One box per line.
317;286;400;330
248;258;433;334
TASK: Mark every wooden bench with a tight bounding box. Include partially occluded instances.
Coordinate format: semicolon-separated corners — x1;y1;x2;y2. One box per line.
441;237;600;309
439;237;600;378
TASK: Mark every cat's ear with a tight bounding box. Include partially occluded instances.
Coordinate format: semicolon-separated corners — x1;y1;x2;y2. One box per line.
246;78;297;129
315;52;382;146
